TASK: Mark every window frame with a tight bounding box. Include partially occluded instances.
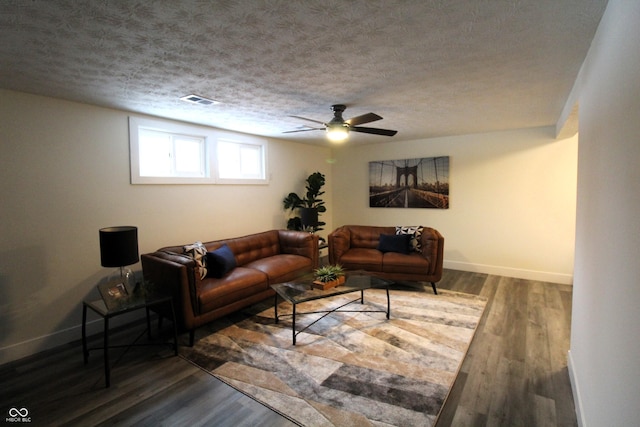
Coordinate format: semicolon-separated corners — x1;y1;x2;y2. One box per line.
129;116;269;185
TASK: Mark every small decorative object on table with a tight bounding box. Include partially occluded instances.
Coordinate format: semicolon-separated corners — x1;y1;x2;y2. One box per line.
97;278;133;310
97;278;157;310
312;264;346;290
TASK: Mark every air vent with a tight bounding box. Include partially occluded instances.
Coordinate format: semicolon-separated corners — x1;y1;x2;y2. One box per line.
180;94;220;106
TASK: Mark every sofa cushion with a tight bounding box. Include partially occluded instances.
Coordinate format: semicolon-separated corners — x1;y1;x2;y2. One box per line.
215;230;281;266
206;244;237;278
198;267;268;313
183;241;208;279
244;254;312;284
396;225;424;253
377;233;411;254
382;252;430;275
350;226;389;249
339;248;383;272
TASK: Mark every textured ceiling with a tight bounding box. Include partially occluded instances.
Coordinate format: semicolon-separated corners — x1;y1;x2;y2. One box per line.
0;0;607;145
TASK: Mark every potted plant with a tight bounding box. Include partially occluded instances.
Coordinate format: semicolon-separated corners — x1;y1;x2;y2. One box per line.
312;264;345;290
283;171;326;233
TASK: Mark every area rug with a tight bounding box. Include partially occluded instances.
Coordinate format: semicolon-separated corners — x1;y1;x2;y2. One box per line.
181;287;487;426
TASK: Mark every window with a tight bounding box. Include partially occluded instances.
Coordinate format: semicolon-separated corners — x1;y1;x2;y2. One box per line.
129;116;268;184
138;128;206;178
216;139;266;182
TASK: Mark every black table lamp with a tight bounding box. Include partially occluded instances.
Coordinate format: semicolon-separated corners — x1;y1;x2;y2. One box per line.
99;226;139;288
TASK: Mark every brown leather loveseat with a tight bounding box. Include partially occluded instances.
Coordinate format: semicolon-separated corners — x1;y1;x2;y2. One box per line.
142;230;318;345
328;225;444;294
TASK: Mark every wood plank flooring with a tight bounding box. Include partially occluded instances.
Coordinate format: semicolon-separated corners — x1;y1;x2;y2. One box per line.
435;271;576;427
0;270;575;426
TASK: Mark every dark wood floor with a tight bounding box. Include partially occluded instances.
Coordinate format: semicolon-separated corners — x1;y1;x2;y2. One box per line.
0;269;575;427
435;270;575;427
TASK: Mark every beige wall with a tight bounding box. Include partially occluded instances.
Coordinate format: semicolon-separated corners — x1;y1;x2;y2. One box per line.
0;89;332;364
567;0;640;425
332;127;578;283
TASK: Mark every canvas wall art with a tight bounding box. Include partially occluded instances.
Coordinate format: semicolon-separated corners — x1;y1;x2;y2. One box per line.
369;156;449;208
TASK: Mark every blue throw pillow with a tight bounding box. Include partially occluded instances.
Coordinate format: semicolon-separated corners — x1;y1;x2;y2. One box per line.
206;244;237;278
377;233;411;254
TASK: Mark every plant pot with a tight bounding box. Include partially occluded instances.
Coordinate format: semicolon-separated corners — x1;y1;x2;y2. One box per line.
300;207;318;229
312;275;346;290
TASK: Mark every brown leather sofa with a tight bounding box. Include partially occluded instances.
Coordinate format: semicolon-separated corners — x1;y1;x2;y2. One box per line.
141;230;318;345
328;225;444;294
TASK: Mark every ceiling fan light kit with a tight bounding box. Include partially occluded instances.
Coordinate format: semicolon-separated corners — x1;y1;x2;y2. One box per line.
287;104;397;142
326;123;349;142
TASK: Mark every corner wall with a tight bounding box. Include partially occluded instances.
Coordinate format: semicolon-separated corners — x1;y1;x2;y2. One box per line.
567;1;640;425
0;89;332;364
332;127;578;284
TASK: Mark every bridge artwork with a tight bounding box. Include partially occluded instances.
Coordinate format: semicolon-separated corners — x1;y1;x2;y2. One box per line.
369;156;449;209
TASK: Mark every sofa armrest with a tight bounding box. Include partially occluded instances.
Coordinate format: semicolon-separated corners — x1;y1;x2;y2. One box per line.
278;230;319;268
141;251;198;330
328;226;351;265
420;227;444;279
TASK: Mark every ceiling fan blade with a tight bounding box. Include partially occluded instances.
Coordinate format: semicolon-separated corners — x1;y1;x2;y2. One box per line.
282;127;323;134
346;112;382;126
350;126;398;136
290;115;326;125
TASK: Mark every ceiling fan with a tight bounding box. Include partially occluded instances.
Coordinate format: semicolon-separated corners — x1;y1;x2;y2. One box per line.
284;104;398;142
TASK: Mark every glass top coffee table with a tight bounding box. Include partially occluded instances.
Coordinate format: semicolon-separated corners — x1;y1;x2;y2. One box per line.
270;271;392;345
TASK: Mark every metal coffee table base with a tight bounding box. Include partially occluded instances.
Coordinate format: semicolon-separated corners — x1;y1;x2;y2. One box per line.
274;288;390;345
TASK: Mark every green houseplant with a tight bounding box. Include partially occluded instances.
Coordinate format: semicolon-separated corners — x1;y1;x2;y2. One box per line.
283;171;326;232
313;264;345;283
312;264;345;289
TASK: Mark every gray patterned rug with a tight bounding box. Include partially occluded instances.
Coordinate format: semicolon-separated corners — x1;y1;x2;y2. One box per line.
181;287;486;426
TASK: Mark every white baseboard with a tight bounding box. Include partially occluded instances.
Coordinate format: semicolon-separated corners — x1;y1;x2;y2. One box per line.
0;311;144;366
567;350;586;427
444;260;573;284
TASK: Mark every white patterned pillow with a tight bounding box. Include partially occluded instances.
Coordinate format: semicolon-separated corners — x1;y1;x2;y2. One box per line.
395;226;424;253
183;241;208;280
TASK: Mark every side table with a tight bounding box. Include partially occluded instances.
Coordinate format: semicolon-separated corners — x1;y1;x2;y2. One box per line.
318;241;329;266
82;294;178;388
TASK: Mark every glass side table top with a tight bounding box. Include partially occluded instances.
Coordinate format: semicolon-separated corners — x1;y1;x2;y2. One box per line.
270;271;392;304
84;293;172;317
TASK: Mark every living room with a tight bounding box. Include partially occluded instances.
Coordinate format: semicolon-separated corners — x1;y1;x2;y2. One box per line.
1;1;639;426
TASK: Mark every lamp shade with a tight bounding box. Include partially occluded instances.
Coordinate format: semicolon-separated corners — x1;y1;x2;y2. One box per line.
99;226;139;267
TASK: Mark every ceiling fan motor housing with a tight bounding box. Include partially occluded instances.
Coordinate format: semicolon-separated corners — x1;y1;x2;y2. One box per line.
329;104;346;125
326;105;350;142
